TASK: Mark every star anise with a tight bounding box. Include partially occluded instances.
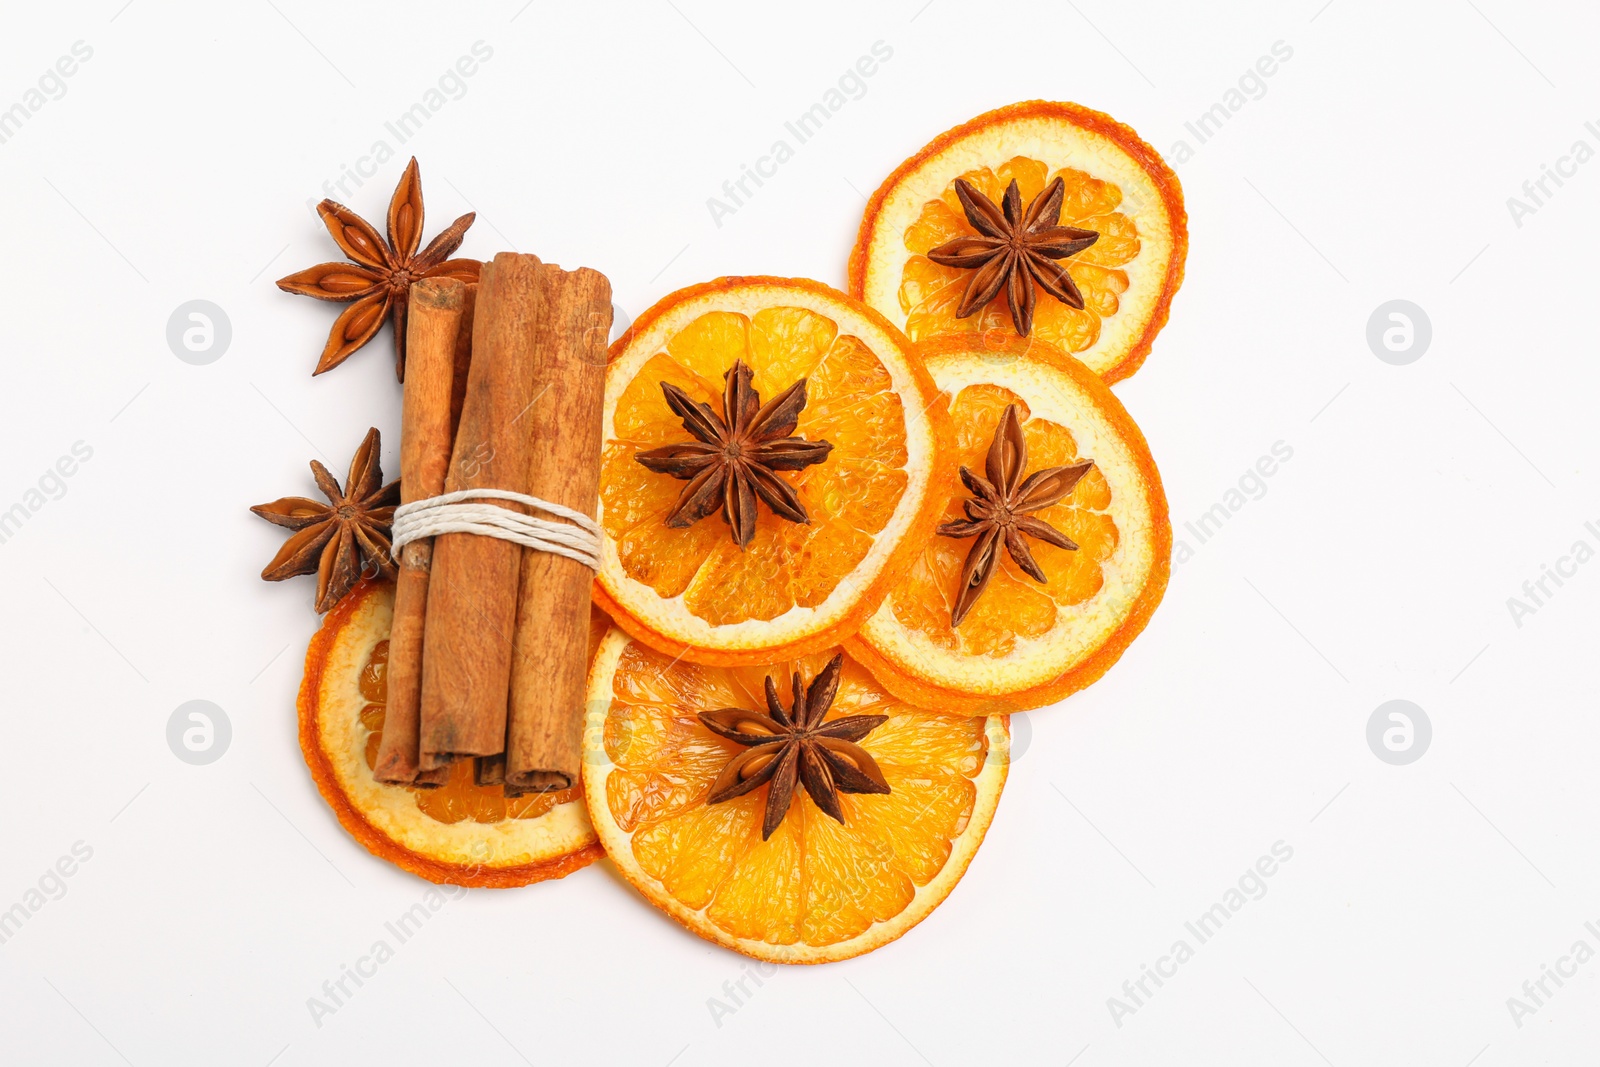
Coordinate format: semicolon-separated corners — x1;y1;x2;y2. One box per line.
277;158;480;380
938;404;1095;626
251;427;400;614
635;360;833;548
700;654;890;840
927;176;1100;337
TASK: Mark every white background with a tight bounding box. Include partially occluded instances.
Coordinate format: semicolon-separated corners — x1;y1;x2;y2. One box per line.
0;0;1596;1063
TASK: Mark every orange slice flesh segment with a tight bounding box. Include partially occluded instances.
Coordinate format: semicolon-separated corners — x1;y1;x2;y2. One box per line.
597;277;951;665
299;580;605;887
583;628;1008;963
850;100;1186;384
847;336;1170;714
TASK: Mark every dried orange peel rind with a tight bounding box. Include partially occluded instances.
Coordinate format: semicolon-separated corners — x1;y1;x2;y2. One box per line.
582;627;1008;963
847;336;1171;714
595;276;953;666
298;579;603;887
849;100;1187;384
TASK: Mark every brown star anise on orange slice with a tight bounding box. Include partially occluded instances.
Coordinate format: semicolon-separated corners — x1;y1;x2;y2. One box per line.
251;427;400;613
927;176;1100;338
699;653;890;840
849;101;1188;383
582;631;1009;963
939;402;1094;626
277;158;479;379
846;336;1172;715
635;359;834;548
595;277;950;668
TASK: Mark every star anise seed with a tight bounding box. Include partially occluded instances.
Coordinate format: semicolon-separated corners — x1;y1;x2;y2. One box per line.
251;427;400;613
938;404;1095;626
927;176;1100;337
700;654;890;840
635;360;833;548
277;158;480;380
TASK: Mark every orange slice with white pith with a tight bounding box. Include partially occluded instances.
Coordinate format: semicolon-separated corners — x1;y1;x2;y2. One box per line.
850;100;1186;383
298;579;605;886
595;276;951;666
846;336;1171;714
582;627;1007;963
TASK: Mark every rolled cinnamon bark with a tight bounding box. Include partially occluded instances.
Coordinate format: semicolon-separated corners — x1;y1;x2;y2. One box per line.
373;278;470;787
503;264;612;795
418;254;545;770
448;282;476;435
474;755;505;787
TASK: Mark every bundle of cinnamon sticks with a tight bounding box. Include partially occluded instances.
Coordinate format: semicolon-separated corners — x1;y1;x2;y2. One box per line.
374;253;612;795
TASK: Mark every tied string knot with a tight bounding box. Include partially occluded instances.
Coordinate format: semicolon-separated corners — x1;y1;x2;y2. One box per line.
389;489;602;571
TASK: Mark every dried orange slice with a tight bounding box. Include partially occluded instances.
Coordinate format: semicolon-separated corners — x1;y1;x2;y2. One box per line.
298;579;605;886
847;336;1170;714
850;101;1187;384
583;628;1007;963
596;276;950;665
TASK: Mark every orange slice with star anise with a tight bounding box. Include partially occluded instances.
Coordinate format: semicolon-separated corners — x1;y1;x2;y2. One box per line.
849;101;1187;383
583;626;1007;963
298;578;606;886
595;276;952;666
846;335;1171;715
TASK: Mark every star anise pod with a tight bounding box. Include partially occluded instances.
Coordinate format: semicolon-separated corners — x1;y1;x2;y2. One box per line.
700;654;891;840
938;404;1095;626
251;427;400;614
277;158;480;380
927;176;1100;337
635;360;833;549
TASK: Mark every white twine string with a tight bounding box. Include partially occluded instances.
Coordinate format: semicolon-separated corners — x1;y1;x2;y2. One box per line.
390;488;602;571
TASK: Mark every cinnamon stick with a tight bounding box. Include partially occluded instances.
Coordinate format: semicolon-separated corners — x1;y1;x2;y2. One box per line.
474;755;505;787
504;264;612;795
373;278;470;787
418;254;545;770
448;282;477;434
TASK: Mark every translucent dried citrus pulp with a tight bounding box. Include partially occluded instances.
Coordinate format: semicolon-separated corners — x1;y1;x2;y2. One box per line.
849;100;1187;384
595;276;950;665
298;579;606;886
847;336;1170;714
583;627;1007;963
